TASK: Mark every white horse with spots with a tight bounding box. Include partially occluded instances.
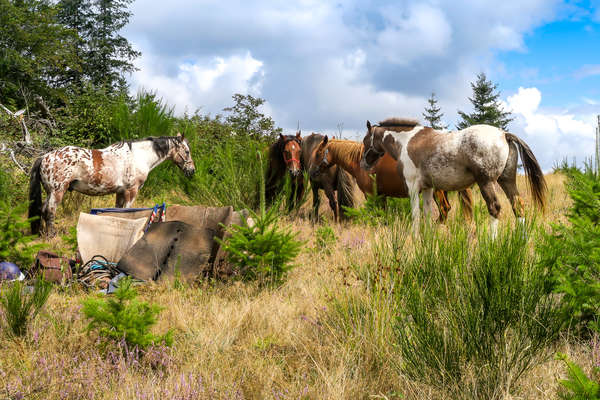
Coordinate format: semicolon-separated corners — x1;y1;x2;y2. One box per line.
28;133;195;237
360;118;547;236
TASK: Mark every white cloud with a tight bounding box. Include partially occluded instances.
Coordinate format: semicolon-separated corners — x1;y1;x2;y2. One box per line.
131;51;264;114
506;87;597;169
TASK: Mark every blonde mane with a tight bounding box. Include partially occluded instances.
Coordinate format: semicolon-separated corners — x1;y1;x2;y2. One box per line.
328;139;364;166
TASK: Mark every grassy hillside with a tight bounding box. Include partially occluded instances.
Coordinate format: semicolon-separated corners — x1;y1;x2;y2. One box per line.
1;169;596;399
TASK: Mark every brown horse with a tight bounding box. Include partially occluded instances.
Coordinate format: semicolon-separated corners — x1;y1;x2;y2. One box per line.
29;133;195;237
360;118;547;235
307;131;473;221
265;132;305;210
302;133;355;221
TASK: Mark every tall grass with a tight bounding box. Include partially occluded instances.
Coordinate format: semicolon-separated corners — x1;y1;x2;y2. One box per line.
331;218;562;399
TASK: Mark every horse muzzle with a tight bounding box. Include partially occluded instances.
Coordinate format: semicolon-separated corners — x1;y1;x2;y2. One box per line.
184;167;196;177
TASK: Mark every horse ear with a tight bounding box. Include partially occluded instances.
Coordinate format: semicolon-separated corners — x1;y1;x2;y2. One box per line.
321;135;329;147
296;131;302;140
176;132;184;142
279;133;284;141
367;120;372;131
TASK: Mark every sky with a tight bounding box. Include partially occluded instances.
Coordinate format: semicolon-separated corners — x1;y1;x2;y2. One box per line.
123;0;600;170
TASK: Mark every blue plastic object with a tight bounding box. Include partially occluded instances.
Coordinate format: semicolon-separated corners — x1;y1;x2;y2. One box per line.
0;261;25;281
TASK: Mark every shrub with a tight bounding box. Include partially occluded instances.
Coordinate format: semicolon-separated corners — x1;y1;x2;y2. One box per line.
217;203;302;286
0;201;41;268
336;220;561;399
216;158;303;286
0;277;52;337
538;167;600;336
342;189;410;226
81;277;173;349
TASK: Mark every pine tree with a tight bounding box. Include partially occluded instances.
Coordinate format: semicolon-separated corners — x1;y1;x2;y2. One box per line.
57;0;94;86
422;92;448;130
456;73;513;130
87;0;140;92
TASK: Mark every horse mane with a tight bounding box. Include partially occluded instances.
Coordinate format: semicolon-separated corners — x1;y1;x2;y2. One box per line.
328;139;364;166
112;136;177;157
378;117;420;127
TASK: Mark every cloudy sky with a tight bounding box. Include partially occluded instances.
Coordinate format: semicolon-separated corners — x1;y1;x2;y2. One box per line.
123;0;600;170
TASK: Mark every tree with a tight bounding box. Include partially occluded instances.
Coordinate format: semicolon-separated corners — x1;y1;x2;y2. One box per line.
86;0;140;92
456;72;513;130
0;0;80;108
56;0;94;87
422;92;448;130
223;94;282;140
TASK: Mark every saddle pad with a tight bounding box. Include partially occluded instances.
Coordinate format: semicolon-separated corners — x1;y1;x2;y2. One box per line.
117;221;215;281
77;213;147;264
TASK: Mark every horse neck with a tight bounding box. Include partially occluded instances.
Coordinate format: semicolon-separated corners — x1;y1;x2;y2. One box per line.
328;142;363;177
130;140;169;173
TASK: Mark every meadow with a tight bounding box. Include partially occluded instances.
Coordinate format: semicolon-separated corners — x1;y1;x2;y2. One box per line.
0;169;597;399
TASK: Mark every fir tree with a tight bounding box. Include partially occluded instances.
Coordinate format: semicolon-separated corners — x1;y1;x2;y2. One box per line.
422;92;448;130
456;73;513;130
87;0;140;92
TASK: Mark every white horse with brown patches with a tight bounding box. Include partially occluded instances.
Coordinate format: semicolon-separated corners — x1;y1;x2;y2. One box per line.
28;133;195;237
360;118;547;236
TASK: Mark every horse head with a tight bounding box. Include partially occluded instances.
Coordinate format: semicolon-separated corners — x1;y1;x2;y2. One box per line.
281;131;302;177
308;135;331;179
360;120;386;171
170;132;196;177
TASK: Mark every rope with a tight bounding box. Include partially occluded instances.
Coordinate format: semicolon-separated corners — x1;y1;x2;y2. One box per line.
77;255;120;288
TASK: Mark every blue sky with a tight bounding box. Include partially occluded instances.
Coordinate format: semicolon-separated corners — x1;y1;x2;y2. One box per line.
124;0;600;170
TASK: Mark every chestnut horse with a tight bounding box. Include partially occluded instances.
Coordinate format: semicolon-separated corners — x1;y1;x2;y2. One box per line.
360;118;547;235
302;133;355;221
307;134;473;222
265;132;305;210
29;133;195;237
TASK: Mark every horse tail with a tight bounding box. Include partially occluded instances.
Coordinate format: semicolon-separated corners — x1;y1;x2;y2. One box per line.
505;132;547;210
458;188;474;221
336;168;355;220
28;157;43;234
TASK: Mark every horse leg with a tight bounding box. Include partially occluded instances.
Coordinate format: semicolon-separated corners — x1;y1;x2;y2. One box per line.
408;184;421;234
497;144;525;225
322;180;339;222
422;188;434;223
311;184;321;222
124;188;138;208
477;180;501;238
43;189;65;238
115;191;126;208
433;190;451;223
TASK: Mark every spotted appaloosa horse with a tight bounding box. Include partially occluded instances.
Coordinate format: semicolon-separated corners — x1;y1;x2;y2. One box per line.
29;133;195;237
360;118;547;235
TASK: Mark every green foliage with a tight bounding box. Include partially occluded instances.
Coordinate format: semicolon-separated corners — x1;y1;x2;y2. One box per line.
216;160;303;286
556;353;600;400
0;0;79;108
81;277;173;349
342;183;410;226
314;220;337;254
0;278;52;337
538;167;600;336
422;92;448;130
223;93;283;140
217;203;303;286
457;72;513;130
0;201;41;268
344;220;560;399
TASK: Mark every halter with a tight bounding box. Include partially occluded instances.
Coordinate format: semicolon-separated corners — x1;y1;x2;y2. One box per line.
283;138;302;167
363;146;385;161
